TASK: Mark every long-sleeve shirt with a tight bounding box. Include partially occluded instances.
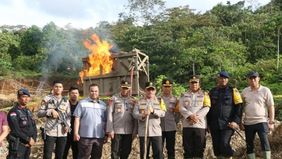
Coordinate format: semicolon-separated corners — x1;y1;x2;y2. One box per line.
133;97;166;137
106;93;137;135
8;104;37;144
242;85;274;125
207;86;243;130
179;90;211;129
160;95;179;132
37;95;71;137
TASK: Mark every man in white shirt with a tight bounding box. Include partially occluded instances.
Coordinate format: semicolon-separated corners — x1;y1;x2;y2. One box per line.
241;71;275;159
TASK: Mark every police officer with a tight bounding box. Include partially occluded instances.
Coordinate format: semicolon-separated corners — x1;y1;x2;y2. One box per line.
207;71;243;159
106;80;137;159
37;81;71;159
7;88;37;159
133;82;166;159
180;76;211;159
159;79;179;159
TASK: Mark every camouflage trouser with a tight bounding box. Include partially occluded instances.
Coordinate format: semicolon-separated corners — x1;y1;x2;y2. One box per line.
0;146;5;156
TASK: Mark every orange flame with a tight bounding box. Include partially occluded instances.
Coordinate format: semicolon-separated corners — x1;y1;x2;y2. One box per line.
79;34;113;83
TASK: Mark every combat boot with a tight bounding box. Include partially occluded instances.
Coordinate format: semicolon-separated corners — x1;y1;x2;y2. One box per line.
263;151;271;159
247;153;255;159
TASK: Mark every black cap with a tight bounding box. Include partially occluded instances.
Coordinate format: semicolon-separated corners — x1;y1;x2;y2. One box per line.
247;71;259;78
17;88;30;97
218;71;230;78
162;79;173;87
145;82;156;90
121;80;131;88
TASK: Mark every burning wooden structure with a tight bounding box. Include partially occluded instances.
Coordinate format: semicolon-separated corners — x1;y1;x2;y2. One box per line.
81;49;149;96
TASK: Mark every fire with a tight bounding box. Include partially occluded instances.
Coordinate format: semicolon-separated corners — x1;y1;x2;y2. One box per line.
79;34;113;83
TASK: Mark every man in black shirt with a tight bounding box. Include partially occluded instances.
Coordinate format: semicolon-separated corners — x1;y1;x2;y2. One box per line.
63;86;80;159
207;71;243;159
7;88;37;159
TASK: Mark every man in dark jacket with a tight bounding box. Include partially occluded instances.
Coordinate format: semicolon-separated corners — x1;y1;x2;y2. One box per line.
207;71;243;159
7;88;37;159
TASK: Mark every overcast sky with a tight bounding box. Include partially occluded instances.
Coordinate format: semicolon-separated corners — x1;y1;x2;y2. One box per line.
0;0;270;29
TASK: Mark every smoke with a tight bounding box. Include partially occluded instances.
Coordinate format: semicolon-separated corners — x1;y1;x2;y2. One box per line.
41;23;88;76
91;21;120;53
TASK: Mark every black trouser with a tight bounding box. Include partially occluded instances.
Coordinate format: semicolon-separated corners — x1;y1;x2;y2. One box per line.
183;128;206;158
78;137;104;159
244;122;271;154
7;141;31;159
162;131;176;159
63;133;78;159
111;134;133;159
209;127;234;157
43;135;67;159
139;136;163;159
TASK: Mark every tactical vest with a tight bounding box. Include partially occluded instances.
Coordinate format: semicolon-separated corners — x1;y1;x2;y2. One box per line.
209;86;235;129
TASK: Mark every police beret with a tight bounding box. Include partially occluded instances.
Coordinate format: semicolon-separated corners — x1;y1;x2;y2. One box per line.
17;88;30;97
162;79;173;86
218;71;230;78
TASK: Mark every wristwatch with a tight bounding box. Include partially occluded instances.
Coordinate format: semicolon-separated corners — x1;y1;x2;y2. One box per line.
268;121;275;124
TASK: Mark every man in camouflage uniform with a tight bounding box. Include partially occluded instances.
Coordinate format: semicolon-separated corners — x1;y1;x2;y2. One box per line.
179;76;211;159
106;80;137;159
159;79;179;159
133;82;166;159
37;81;71;159
207;71;243;159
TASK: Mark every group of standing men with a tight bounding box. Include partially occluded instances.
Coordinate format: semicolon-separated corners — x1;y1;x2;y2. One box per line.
2;70;275;159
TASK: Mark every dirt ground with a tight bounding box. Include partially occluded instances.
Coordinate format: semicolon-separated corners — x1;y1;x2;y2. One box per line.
0;121;281;159
0;79;281;159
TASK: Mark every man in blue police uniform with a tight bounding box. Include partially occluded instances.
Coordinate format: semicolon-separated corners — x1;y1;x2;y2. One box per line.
7;88;37;159
207;71;243;159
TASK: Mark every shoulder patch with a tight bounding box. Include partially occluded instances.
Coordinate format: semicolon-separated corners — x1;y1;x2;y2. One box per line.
233;88;243;105
10;112;17;117
203;92;211;107
159;99;167;111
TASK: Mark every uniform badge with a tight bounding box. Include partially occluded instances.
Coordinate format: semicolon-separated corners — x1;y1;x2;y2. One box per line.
184;100;190;106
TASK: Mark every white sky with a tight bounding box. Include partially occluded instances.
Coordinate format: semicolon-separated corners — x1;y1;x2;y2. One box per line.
0;0;271;29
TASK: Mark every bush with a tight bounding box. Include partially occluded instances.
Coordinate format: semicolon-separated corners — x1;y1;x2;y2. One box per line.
0;59;12;76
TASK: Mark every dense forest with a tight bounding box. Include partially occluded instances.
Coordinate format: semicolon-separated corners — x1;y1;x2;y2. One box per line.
0;0;281;94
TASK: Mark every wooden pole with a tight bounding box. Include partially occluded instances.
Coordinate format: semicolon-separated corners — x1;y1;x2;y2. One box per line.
277;27;280;71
